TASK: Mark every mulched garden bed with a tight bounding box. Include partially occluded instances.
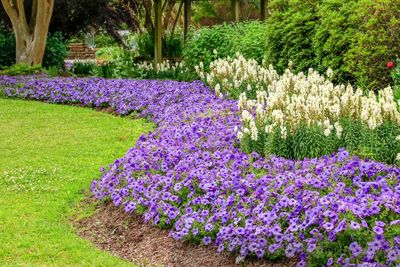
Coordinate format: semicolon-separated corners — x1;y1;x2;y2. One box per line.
74;200;295;267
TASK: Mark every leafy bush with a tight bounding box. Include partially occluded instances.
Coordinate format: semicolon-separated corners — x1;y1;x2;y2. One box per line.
103;48;195;81
391;60;400;99
312;0;359;84
344;0;400;90
0;27;15;67
0;64;42;76
95;46;125;61
137;31;184;59
183;21;268;70
43;32;68;69
265;0;400;89
70;60;97;76
94;33;118;47
264;0;319;74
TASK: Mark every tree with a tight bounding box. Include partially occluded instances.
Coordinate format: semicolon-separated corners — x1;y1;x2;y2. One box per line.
1;0;54;65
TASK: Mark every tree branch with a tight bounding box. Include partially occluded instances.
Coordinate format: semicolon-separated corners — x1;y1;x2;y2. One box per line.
15;0;29;33
29;0;38;32
1;0;19;24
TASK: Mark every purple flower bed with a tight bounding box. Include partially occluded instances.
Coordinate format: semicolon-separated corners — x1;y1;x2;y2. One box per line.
1;75;400;266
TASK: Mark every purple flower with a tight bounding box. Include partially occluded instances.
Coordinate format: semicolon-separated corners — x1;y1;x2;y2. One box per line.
349;242;362;257
373;226;384;235
202;236;212;245
350;221;361;230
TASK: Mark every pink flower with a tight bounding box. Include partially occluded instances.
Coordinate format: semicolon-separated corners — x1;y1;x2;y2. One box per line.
387;61;395;68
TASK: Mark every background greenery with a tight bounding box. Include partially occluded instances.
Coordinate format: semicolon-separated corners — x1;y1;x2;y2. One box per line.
265;0;400;90
183;21;268;70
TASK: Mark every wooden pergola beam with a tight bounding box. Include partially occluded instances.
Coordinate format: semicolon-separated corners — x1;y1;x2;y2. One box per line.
154;0;162;67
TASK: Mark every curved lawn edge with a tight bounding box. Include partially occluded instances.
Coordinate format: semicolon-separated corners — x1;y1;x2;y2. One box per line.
0;97;152;266
1;76;400;266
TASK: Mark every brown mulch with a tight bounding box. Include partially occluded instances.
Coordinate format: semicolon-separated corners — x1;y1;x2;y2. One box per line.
73;200;296;267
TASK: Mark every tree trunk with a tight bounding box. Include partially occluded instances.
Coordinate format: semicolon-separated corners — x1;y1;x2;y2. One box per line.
1;0;54;66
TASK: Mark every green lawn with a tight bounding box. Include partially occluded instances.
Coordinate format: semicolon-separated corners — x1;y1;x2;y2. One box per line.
0;98;153;266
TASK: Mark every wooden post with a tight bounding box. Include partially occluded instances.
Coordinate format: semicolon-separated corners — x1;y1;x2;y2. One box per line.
154;0;162;68
183;0;191;42
260;0;268;20
231;0;240;22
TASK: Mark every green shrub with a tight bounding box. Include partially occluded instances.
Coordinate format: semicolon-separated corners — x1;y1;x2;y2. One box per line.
94;33;118;47
313;0;359;84
95;62;115;79
0;27;15;67
391;60;400;100
344;0;400;90
265;0;400;89
70;61;97;76
0;64;42;76
183;21;268;70
106;48;195;81
95;46;125;61
137;31;184;59
265;0;319;74
43;32;68;69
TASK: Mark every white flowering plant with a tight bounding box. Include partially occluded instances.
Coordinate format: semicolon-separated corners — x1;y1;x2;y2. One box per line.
199;53;400;163
110;52;195;81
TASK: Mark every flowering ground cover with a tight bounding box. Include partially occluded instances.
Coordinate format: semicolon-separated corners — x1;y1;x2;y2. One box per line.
1;76;400;266
0;95;152;266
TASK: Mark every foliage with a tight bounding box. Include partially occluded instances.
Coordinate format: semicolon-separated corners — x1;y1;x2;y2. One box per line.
0;27;15;67
391;60;400;100
70;61;97;76
96;48;195;81
0;0;141;43
136;31;184;59
265;0;400;89
183;21;268;70
3;76;399;266
94;33;118;48
344;0;400;90
43;32;68;69
264;0;319;74
0;64;42;76
95;46;125;62
312;0;359;84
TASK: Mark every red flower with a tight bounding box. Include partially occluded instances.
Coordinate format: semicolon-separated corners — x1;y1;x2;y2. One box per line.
387;61;395;68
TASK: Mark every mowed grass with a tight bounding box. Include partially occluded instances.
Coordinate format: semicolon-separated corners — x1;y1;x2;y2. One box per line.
0;98;153;266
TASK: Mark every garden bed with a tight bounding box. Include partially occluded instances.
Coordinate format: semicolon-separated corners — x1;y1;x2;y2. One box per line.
1;75;399;266
75;199;294;267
